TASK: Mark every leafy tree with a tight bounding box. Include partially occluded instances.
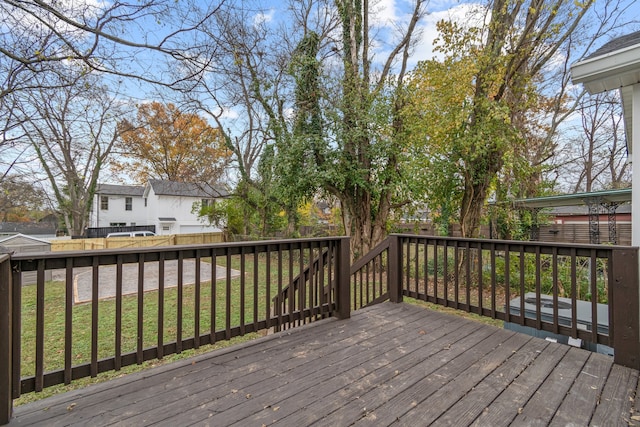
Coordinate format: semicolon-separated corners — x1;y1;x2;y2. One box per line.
313;0;426;258
402;0;635;238
115;102;231;185
0;174;45;221
186;1;336;238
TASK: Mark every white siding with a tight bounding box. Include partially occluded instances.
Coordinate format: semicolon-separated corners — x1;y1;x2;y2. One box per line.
147;192;221;235
91;194;147;227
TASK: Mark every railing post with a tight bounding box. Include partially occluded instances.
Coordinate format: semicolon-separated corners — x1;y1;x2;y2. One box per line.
610;247;640;370
0;253;13;425
388;235;403;303
335;237;351;319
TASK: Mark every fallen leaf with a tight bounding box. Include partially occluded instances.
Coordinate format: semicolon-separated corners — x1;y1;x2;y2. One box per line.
67;403;76;411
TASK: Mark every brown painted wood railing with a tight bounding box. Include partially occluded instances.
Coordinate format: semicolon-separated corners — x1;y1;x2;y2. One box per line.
0;237;351;424
1;234;639;425
349;234;639;370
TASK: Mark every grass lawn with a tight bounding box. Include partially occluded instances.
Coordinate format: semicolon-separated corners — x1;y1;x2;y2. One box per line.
17;252;305;405
15;247;513;406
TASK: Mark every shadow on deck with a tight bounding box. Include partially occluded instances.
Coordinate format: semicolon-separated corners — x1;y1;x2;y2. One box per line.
8;302;640;426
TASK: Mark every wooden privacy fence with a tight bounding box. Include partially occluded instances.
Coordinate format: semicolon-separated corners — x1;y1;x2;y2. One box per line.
50;232;225;251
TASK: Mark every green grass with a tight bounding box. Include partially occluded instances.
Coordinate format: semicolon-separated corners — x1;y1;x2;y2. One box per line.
17;251;320;405
403;297;504;328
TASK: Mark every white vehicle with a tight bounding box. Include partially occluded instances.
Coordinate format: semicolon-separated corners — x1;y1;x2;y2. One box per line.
106;231;156;238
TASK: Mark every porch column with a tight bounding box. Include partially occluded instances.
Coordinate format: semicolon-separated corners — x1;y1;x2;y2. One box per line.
633;83;640;346
633;83;640;248
0;254;13;424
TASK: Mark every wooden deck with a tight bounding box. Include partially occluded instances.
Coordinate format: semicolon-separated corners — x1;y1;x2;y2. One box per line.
8;302;640;426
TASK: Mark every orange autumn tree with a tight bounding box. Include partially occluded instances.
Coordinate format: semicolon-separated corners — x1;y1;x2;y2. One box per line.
115;102;230;184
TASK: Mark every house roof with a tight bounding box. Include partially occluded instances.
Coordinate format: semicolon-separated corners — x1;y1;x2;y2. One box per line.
513;188;632;209
0;233;51;246
147;180;228;198
571;30;640;154
96;184;145;197
585;30;640;59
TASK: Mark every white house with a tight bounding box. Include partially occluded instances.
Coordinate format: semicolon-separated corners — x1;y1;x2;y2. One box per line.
90;180;228;235
144;180;227;235
91;184;147;228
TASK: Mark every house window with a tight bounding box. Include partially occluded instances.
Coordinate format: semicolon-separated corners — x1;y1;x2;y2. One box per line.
101;196;109;210
125;197;132;211
110;222;126;227
201;199;214;209
144;198;147;207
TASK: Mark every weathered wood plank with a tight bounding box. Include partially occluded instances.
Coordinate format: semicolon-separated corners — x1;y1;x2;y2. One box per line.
7;302;639;427
393;332;534;426
428;335;549;426
351;329;521;426
590;364;639;426
511;347;590;426
240;314;483;426
84;303;434;425
470;339;570;426
312;328;510;427
157;305;472;426
549;352;613;427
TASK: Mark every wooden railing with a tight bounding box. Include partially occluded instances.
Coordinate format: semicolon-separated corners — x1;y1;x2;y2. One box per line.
0;237;351;423
277;237;392;315
1;234;639;424
350;234;639;370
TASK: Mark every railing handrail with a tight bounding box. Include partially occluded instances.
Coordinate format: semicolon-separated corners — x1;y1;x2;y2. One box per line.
4;236;351;417
2;233;639;425
11;236;346;263
391;233;637;252
350;237;391;274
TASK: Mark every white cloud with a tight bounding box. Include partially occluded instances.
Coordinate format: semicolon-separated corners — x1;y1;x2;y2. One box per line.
253;8;276;27
412;2;486;63
220;108;240;120
369;0;399;27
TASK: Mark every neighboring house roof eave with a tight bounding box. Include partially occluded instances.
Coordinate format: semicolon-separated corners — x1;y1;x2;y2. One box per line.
512;188;632;209
148;179;229;198
96;184;145;197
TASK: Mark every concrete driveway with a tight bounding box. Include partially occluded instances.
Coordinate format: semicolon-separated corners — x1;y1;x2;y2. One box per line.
52;260;240;304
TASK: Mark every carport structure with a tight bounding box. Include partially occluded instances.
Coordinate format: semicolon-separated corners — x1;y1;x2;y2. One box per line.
514;188;631;244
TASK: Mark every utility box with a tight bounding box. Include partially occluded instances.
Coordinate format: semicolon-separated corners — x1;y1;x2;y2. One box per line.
504;292;613;356
0;234;52;285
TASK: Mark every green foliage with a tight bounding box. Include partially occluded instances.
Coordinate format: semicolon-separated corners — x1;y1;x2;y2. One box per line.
484;253;608;303
402;1;594;237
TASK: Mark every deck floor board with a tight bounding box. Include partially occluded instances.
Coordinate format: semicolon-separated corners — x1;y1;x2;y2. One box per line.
8;302;639;427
